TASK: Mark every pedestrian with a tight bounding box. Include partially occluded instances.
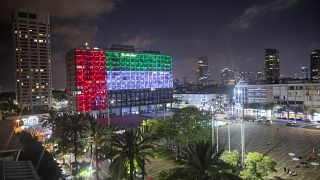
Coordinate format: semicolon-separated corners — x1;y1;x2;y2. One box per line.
287;167;290;173
289;171;292;175
284;167;286;172
277;127;279;130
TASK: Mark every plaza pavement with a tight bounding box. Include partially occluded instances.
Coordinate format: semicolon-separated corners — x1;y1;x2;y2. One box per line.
216;121;320;180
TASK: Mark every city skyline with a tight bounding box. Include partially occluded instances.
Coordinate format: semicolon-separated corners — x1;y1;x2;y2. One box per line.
0;0;320;90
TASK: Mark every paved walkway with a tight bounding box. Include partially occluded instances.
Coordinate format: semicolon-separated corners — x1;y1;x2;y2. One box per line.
216;121;320;180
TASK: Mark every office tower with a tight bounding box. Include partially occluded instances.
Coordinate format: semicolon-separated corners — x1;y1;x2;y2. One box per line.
301;67;309;79
106;45;173;115
265;48;280;84
196;56;209;84
66;47;107;112
13;9;52;110
241;71;255;83
221;68;235;85
255;71;265;84
310;49;320;83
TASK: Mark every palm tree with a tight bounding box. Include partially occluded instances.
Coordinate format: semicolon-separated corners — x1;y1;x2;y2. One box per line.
59;113;89;174
40;110;60;132
106;127;157;180
167;141;240;180
85;117;115;180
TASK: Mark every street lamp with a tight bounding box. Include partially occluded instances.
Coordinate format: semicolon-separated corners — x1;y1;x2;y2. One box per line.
211;107;215;152
16;119;20;128
211;105;219;153
107;100;114;126
237;88;245;167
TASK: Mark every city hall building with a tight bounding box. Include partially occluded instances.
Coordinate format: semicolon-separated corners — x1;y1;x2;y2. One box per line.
66;44;173;115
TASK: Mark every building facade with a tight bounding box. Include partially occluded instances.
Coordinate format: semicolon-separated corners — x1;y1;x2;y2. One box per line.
301;66;309;80
106;45;173;115
196;56;209;84
310;49;320;83
221;68;236;85
12;9;52;110
234;81;320;111
173;93;229;111
66;48;107;112
265;48;280;84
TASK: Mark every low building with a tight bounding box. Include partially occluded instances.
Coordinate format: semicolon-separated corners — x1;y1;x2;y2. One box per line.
173;93;229;111
234;81;320;111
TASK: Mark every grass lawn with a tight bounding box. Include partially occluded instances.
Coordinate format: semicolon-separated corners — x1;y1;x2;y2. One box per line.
145;149;180;179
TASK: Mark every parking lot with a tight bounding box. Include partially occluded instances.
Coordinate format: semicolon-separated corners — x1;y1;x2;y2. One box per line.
217;121;320;179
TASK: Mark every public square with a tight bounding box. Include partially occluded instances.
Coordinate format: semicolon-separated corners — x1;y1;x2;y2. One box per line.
145;121;320;180
217;121;320;180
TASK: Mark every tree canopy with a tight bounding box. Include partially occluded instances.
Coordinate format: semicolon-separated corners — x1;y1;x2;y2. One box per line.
240;152;276;180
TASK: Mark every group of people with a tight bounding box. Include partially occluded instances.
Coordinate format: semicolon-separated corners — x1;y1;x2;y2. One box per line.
283;167;297;176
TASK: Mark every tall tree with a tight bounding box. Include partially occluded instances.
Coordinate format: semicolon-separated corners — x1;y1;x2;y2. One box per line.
54;113;89;174
167;141;240;180
166;107;211;159
107;127;157;180
86;118;115;180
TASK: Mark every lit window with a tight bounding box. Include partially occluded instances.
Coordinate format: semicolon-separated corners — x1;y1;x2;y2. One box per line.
34;39;38;42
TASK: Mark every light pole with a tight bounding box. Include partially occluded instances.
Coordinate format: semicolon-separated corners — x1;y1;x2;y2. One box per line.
237;88;245;166
228;122;230;151
107;100;114;126
211;106;215;152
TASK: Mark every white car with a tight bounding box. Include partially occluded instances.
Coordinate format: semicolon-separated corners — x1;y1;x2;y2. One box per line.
316;125;320;129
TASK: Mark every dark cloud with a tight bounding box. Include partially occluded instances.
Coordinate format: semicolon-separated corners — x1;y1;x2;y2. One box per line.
121;32;158;49
227;0;300;30
0;0;121;22
52;23;99;48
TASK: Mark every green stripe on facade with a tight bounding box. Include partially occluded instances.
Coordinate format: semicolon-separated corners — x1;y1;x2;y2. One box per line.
106;51;172;71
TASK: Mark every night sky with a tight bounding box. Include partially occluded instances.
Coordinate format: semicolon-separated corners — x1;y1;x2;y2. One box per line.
0;0;319;91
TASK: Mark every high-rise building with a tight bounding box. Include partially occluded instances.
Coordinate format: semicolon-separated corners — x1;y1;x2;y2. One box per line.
196;56;209;84
255;71;265;84
301;66;309;80
310;49;320;83
66;47;107;112
265;48;280;84
106;45;173;115
12;9;52;110
221;68;235;85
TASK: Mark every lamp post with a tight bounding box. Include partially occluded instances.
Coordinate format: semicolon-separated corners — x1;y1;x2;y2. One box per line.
16;119;20;128
228;122;230;151
237;88;245;167
211;106;215;152
107;100;114;126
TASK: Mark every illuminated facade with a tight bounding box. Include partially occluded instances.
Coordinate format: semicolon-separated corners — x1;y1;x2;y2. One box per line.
66;49;107;112
197;56;209;84
66;44;173;115
310;49;320;83
265;48;280;84
106;45;173;115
